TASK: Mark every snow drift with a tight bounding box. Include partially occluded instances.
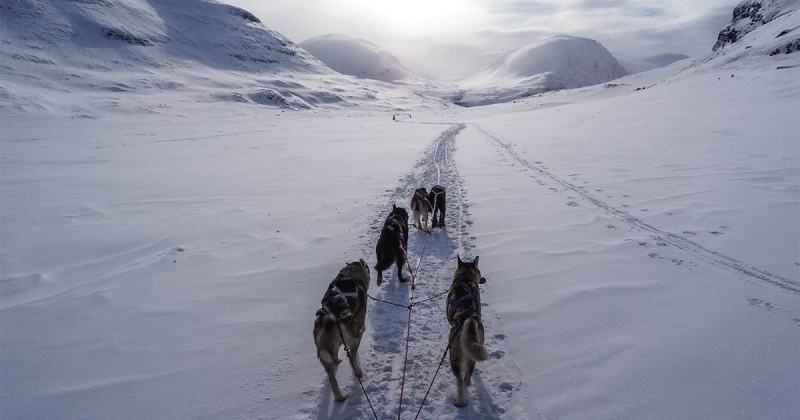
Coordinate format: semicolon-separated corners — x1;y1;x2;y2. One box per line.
299;34;413;83
457;35;628;106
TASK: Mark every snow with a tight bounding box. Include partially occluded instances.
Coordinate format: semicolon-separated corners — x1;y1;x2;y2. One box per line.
457;36;629;106
713;0;800;51
2;1;800;420
298;34;413;83
614;53;690;74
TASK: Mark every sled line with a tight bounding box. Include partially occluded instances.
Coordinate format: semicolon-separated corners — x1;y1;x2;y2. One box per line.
414;319;464;420
367;288;450;310
397;230;430;420
336;322;380;420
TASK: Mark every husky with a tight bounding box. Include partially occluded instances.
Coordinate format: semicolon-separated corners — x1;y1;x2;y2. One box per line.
446;255;488;407
313;259;371;402
429;185;446;229
410;187;433;231
375;204;409;286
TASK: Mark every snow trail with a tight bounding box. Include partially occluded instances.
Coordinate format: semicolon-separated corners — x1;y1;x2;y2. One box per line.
471;123;800;295
307;123;533;419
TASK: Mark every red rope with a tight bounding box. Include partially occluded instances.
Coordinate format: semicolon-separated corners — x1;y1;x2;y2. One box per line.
397;232;430;419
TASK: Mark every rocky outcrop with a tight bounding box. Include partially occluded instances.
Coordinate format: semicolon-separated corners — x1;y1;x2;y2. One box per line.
713;0;798;51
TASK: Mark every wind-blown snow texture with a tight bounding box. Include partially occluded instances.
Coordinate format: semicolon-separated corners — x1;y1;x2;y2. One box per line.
1;1;799;420
457;35;628;106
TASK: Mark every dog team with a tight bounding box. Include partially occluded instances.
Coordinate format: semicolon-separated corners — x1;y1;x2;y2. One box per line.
312;184;491;408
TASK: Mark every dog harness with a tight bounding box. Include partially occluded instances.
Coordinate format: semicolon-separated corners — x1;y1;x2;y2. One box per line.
447;282;480;326
332;286;359;305
414;191;432;208
319;284;362;318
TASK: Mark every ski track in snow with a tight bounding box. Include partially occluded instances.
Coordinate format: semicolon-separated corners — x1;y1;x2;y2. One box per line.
470;123;800;295
304;124;534;420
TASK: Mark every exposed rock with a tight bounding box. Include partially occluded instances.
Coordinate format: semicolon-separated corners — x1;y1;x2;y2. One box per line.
713;0;798;51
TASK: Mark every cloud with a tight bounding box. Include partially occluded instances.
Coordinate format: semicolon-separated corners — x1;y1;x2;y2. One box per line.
223;0;737;60
574;0;627;10
499;1;560;16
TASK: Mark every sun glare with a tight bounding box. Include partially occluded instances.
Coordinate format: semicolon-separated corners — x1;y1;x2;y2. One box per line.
340;0;483;35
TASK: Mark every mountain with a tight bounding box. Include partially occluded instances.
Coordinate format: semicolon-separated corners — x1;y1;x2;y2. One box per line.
457;35;628;106
614;53;690;74
0;0;456;114
0;0;329;73
298;34;412;83
713;0;800;52
646;53;691;67
413;44;500;82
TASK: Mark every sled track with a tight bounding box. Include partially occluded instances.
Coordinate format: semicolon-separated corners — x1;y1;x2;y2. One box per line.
308;124;532;419
472;123;800;295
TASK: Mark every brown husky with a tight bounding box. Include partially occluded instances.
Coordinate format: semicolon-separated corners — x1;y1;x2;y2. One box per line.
313;259;370;402
410;187;432;231
446;255;489;407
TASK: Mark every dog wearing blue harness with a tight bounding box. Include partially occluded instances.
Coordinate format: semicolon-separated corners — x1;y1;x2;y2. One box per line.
446;255;488;407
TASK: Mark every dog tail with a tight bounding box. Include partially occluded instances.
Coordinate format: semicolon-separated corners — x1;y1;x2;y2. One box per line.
374;257;393;272
461;316;489;362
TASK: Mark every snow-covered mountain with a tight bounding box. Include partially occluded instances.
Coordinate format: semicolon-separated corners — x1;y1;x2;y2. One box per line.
0;0;331;75
0;0;456;113
713;0;800;52
298;34;413;83
613;53;690;74
411;44;501;82
456;35;628;106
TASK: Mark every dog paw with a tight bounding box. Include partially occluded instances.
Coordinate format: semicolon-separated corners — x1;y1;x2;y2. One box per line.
335;358;343;364
334;392;348;402
398;276;408;283
454;398;467;408
354;369;363;379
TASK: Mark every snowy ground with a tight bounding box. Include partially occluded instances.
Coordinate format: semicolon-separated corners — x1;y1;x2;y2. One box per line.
2;44;799;420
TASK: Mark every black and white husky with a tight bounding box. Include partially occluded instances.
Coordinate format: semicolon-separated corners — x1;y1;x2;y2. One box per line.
429;185;446;229
446;255;489;407
313;259;370;402
410;187;432;231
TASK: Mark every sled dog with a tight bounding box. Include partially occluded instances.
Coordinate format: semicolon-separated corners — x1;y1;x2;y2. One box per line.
446;255;489;407
375;204;409;285
313;259;371;402
410;187;433;231
429;185;446;229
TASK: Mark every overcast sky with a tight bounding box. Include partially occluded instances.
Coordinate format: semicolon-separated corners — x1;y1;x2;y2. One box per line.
223;0;738;59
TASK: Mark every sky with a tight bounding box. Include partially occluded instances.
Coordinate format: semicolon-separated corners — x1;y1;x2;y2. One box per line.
223;0;738;60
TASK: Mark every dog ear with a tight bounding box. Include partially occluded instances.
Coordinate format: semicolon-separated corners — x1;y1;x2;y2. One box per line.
393;204;397;210
359;258;367;268
473;256;479;269
457;254;463;266
479;277;486;284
